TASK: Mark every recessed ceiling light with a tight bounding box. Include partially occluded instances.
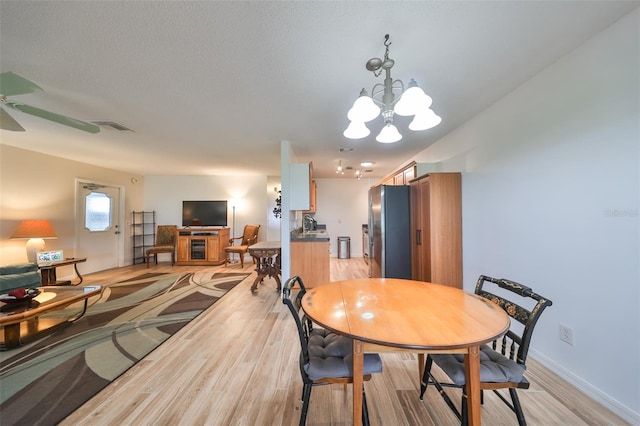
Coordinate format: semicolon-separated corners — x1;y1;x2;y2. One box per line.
360;161;375;167
339;148;354;152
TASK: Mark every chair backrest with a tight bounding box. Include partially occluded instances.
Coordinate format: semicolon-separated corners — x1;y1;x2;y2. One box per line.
156;225;177;246
475;275;552;365
241;224;260;246
282;275;313;364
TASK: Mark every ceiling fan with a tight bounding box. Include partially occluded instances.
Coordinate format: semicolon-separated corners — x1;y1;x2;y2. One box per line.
0;71;100;133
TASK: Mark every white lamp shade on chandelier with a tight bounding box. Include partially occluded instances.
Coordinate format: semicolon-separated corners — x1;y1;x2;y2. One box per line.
343;120;371;139
393;79;433;116
346;90;380;123
409;108;442;131
344;35;441;143
376;124;402;143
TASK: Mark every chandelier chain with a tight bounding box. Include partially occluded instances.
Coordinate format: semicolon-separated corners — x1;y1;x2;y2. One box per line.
373;34;392;77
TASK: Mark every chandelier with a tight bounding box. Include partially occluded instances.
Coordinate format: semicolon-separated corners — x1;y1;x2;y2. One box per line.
344;34;441;143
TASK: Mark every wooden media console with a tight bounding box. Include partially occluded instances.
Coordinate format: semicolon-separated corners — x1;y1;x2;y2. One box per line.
176;228;230;266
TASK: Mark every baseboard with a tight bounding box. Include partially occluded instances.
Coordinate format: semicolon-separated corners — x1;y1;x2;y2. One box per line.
530;349;639;424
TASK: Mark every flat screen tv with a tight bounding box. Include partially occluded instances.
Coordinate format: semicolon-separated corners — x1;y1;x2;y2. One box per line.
182;200;228;227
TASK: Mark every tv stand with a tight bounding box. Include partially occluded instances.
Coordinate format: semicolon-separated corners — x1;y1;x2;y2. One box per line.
176;228;230;265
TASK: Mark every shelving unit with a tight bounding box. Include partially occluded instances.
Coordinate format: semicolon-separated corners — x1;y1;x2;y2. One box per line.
132;211;156;265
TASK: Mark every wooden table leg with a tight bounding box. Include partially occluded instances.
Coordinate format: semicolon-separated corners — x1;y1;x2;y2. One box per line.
40;268;55;285
1;323;20;349
353;339;364;426
464;345;481;426
73;263;84;285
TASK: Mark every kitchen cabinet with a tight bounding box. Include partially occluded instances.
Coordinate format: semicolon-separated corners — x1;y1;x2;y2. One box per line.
290;240;329;288
290;162;315;211
378;162;417;186
303;180;317;213
410;173;462;288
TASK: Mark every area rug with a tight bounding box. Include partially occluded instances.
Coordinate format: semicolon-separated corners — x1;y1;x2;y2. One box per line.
0;270;249;426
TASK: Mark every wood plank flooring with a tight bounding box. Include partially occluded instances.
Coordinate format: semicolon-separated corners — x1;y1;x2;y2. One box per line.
61;258;628;425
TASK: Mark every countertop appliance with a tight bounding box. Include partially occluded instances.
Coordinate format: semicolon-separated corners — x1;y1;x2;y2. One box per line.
368;185;411;278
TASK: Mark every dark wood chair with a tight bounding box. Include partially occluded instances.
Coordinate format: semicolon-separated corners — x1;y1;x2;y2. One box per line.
224;224;260;268
145;225;177;268
282;275;383;426
419;275;553;425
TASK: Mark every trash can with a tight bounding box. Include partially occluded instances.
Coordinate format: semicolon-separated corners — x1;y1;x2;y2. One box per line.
338;236;351;259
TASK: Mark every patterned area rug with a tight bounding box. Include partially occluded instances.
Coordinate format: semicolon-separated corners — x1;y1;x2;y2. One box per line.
0;271;249;426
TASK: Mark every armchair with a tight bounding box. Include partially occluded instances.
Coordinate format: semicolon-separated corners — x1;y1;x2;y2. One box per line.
224;224;260;269
145;225;177;268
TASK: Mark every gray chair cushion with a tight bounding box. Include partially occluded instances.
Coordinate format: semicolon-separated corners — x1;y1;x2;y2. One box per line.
305;332;383;380
432;344;526;386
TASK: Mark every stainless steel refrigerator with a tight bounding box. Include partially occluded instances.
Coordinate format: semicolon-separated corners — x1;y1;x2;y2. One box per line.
368;185;411;278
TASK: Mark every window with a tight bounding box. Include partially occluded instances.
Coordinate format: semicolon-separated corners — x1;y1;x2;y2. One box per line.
85;191;112;231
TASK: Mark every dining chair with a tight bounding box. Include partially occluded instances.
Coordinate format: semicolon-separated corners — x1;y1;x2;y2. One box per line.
224;224;260;268
282;275;383;426
145;225;177;268
419;275;553;426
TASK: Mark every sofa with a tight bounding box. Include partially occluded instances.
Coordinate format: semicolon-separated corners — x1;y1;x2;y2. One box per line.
0;263;41;294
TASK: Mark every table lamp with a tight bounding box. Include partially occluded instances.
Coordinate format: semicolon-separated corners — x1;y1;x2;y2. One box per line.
10;219;58;263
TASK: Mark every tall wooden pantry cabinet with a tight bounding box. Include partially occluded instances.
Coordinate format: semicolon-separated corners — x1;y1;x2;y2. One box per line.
409;173;462;288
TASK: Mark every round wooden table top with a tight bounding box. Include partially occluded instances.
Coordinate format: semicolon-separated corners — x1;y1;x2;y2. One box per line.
302;278;510;350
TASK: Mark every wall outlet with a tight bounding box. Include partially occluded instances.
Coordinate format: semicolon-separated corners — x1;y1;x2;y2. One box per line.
559;324;574;345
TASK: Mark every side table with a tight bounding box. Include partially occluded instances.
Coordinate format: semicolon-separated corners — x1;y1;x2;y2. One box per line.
38;257;87;286
248;241;281;292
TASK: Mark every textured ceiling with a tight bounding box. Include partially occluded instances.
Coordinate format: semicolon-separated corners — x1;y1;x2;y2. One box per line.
1;1;637;179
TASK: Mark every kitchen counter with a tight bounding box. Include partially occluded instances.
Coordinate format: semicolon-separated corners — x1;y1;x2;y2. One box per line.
290;227;330;287
290;227;330;242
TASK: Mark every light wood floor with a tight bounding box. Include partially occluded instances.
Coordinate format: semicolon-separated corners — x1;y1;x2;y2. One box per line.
60;258;628;425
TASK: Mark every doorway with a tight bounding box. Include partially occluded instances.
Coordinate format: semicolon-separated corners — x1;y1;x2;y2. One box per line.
76;179;124;273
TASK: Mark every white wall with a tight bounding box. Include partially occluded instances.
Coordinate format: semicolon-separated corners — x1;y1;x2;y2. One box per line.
314;178;371;258
413;10;639;421
0;144;144;269
144;175;268;262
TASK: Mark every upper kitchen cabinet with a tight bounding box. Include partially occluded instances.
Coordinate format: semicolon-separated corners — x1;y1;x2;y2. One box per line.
303;179;317;213
410;173;462;288
378;162;417;186
290;162;316;212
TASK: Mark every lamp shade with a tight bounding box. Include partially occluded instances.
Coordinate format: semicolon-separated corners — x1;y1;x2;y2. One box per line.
347;90;380;123
409;108;442;131
10;220;58;239
343;121;371;139
394;79;433;116
376;124;402;143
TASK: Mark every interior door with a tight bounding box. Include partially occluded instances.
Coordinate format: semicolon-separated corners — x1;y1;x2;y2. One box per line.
76;181;122;273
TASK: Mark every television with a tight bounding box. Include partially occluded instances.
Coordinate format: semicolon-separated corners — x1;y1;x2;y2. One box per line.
182;200;228;227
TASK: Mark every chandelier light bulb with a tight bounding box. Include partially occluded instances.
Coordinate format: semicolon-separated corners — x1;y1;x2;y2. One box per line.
394;79;433;116
347;89;380;123
343;120;371;139
409;108;442;131
376;124;402;143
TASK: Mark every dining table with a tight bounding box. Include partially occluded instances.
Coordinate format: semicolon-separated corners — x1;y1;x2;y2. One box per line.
301;278;511;426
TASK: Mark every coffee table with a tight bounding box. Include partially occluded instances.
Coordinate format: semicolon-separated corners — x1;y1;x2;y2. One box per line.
0;285;102;350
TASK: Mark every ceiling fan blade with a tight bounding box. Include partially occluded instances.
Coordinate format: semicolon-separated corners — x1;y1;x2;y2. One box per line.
0;107;26;131
0;72;43;96
5;101;100;133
